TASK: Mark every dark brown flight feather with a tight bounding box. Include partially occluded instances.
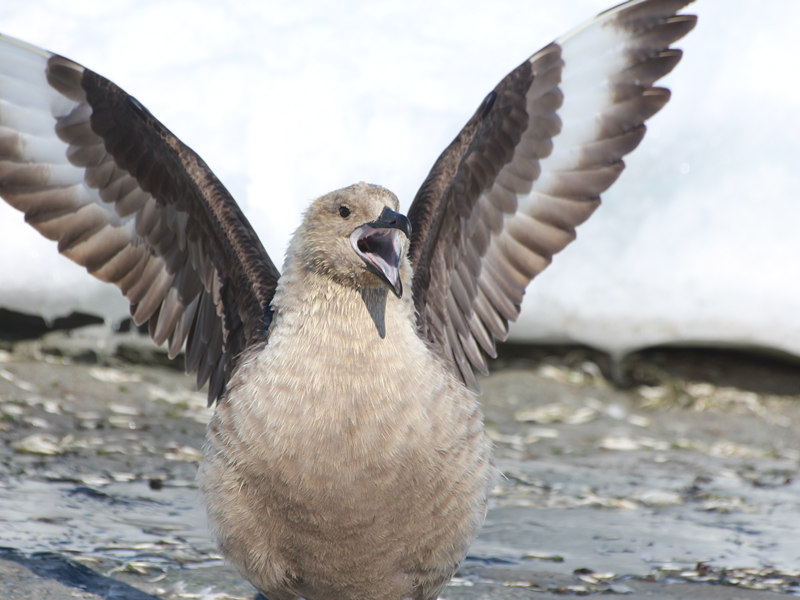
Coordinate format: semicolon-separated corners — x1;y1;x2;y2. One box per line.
408;0;696;388
0;45;279;404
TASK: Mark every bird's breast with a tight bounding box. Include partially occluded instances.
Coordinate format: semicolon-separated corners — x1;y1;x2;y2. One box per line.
199;286;493;597
220;293;460;466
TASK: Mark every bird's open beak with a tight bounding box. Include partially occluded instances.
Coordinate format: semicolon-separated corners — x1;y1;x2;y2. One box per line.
350;207;412;298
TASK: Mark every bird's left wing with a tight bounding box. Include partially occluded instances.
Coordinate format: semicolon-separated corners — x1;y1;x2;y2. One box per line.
408;0;696;388
0;34;281;404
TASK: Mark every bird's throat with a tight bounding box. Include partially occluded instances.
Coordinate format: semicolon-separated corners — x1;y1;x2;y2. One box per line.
359;286;388;338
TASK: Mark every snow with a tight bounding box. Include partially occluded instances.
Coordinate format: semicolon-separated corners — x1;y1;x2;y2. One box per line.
0;0;798;359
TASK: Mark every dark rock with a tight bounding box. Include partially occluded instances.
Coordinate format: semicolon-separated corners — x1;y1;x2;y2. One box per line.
0;308;104;340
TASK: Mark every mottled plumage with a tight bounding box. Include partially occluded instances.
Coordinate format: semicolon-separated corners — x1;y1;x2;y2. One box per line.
0;1;695;598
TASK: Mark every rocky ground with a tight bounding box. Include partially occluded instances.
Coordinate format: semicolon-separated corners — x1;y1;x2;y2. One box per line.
1;324;800;599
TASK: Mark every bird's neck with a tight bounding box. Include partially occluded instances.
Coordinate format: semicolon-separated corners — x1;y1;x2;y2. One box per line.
270;252;417;343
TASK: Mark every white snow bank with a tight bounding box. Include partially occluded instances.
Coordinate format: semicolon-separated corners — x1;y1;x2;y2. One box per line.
1;1;798;359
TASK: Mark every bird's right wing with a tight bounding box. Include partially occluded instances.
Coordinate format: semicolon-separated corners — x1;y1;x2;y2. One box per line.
0;34;281;404
407;0;696;388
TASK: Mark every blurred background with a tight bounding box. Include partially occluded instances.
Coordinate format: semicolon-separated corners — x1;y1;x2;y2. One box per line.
0;0;797;362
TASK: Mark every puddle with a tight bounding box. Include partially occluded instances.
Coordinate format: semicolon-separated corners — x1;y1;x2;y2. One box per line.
0;478;215;568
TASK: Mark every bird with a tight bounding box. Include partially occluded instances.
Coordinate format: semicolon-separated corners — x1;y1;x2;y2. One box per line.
0;1;696;599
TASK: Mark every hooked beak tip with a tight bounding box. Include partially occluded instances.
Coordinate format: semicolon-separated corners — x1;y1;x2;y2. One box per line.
373;206;412;239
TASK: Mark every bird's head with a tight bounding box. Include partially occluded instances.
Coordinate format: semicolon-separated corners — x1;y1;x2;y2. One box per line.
298;182;412;298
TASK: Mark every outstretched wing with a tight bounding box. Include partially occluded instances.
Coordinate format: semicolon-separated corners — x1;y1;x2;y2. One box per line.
408;0;696;388
0;34;280;404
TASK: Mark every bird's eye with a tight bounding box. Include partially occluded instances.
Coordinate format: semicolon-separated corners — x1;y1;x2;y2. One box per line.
338;205;351;218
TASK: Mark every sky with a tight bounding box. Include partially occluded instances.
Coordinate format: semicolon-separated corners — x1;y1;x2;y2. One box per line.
1;0;799;359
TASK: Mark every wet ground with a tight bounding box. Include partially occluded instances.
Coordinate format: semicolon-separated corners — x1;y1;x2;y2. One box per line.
1;326;800;599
